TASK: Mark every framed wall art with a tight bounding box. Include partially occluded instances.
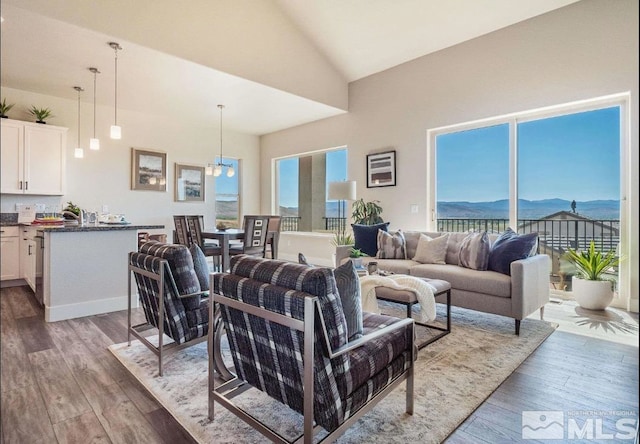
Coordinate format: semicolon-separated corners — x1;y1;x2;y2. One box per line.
366;150;396;188
175;163;205;202
131;148;167;191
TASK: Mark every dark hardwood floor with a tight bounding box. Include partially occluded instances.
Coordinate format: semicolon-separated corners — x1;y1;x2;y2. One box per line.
1;285;638;443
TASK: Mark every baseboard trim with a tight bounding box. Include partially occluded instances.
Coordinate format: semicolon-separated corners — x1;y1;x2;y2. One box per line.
45;295;138;322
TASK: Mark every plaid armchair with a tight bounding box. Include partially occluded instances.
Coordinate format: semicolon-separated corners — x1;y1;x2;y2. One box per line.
209;255;415;443
128;241;209;376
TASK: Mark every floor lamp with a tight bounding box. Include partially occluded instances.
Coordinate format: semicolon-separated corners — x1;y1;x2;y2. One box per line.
328;181;356;232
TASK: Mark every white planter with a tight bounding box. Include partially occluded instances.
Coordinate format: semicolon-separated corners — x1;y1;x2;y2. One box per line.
572;277;614;310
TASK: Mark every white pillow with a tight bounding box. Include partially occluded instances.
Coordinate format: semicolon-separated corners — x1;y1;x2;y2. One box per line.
412;233;449;264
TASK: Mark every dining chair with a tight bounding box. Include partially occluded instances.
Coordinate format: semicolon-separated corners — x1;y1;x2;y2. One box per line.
185;215;222;271
173;215;191;246
264;215;282;259
229;215;270;258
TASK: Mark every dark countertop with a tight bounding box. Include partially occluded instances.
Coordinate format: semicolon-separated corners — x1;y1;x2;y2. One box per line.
0;222;164;231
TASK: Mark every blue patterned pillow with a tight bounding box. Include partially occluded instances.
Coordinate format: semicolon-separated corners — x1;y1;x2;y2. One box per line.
488;228;539;275
299;252;362;340
333;260;363;340
352;222;390;257
189;244;210;292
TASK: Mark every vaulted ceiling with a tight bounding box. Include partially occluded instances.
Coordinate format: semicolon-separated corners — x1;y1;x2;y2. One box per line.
0;0;579;135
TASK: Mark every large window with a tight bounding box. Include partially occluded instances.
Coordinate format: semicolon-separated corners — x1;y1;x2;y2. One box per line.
430;97;626;299
275;148;347;232
215;157;240;228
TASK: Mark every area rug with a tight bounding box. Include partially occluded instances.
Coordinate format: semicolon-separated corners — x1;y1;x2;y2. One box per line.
109;305;557;443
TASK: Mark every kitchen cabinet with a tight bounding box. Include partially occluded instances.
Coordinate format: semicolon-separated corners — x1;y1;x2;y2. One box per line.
21;226;38;292
1;227;20;281
1;118;67;195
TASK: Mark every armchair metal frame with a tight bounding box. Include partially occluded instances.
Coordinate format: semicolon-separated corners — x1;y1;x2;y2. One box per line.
127;253;208;376
208;285;415;444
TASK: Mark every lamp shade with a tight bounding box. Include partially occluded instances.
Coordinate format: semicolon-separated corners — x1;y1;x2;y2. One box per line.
328;180;356;201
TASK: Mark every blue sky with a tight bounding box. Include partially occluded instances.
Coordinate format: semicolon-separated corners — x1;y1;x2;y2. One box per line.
437;107;620;202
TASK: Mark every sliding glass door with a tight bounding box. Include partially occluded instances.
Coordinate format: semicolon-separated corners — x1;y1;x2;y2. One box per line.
429;96;627;303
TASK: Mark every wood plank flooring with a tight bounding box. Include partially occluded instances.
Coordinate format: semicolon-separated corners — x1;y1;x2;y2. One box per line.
1;285;638;443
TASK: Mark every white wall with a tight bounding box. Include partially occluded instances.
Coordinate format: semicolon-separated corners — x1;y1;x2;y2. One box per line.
260;0;639;310
1;86;261;238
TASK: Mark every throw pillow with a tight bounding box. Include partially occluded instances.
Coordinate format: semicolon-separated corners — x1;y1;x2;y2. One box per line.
488;228;539;275
298;252;311;266
299;252;363;341
376;229;406;259
189;243;210;292
333;260;364;341
412;233;449;264
352;222;390;257
458;231;491;271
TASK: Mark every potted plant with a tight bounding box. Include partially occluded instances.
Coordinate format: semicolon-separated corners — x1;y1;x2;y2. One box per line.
0;98;14;118
352;198;383;225
564;240;620;310
349;247;367;269
29;106;53;124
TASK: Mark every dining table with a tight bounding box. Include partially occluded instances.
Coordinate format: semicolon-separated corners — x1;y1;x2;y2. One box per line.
202;228;245;272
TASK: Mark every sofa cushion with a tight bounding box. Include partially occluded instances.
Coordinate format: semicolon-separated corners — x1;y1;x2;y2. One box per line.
376;229;406;259
361;257;418;275
445;232;469;265
412;233;449;264
352;223;390;257
488;228;539;275
409;263;511;298
458;231;491;271
402;231;423;260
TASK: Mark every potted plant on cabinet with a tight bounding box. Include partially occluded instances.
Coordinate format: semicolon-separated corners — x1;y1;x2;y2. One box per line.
0;98;14;118
332;230;354;267
29;106;53;124
564;240;620;310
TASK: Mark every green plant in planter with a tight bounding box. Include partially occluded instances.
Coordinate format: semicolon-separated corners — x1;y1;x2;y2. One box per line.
349;248;367;258
29;106;54;123
352;198;383;225
0;98;15;118
564;240;620;281
331;231;354;247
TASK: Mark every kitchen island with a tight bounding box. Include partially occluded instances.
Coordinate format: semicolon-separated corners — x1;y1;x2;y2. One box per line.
39;223;164;322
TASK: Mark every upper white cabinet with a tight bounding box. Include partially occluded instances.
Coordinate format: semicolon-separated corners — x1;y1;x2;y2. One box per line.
1;118;67;195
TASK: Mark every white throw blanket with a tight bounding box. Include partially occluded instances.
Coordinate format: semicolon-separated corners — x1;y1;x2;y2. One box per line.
359;274;437;322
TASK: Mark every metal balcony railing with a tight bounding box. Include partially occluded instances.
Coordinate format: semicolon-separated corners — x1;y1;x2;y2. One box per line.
281;216;301;232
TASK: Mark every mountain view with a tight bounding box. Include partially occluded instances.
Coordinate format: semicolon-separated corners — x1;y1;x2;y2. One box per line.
220;199;620;221
437;198;619;220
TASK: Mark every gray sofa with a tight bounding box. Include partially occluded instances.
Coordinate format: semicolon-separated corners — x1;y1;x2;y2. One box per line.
338;231;551;334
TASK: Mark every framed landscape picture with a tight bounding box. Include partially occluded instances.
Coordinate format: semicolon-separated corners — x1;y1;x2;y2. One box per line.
367;150;396;188
131;148;167;191
175;163;205;202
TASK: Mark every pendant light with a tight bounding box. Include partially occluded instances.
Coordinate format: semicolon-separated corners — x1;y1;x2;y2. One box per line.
73;86;85;158
109;42;122;139
88;67;100;150
210;104;234;177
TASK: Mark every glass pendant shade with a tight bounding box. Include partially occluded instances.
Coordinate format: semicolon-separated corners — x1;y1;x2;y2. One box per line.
110;125;121;139
90;138;100;150
74;148;84;158
205;164;213;176
226;166;235;177
213;164;222;177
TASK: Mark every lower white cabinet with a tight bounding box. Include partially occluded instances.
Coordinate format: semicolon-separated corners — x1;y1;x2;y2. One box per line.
1;227;21;281
21;227;38;291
